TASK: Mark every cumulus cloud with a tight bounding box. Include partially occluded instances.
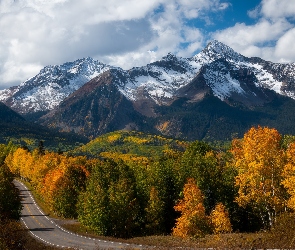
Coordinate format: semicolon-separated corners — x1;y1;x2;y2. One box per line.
275;28;295;62
212;0;295;63
260;0;295;20
1;0;295;90
213;19;292;57
0;0;230;88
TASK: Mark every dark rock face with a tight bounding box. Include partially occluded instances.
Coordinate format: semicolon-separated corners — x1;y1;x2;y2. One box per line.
40;72;151;139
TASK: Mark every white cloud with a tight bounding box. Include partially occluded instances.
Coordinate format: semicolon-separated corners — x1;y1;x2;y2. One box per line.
0;61;42;89
212;0;295;63
275;28;295;62
213;19;292;48
0;0;230;89
260;0;295;20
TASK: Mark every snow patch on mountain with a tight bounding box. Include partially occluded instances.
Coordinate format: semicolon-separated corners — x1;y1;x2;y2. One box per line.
117;54;203;104
192;40;245;65
0;88;17;102
245;63;283;92
198;41;288;99
204;69;245;100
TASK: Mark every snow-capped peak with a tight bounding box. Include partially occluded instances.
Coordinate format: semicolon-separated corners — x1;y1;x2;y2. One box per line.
192;40;245;65
0;57;114;113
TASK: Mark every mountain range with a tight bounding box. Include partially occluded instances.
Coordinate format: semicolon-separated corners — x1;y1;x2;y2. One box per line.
1;40;295;141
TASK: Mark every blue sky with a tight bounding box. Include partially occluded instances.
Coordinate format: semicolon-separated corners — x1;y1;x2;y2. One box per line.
0;0;295;89
213;1;261;28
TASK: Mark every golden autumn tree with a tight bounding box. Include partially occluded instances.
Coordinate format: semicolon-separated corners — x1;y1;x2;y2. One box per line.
173;178;210;238
30;151;62;190
209;203;232;234
232;126;287;228
5;148;30;177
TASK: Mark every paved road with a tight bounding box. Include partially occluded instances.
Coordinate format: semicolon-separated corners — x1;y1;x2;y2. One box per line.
14;180;145;250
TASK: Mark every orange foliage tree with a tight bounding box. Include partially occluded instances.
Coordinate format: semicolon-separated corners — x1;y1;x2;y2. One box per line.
5;147;92;218
173;178;210;238
232;126;287;227
41;156;91;218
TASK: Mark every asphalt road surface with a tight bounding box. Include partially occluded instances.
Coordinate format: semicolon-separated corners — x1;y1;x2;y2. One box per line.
14;180;146;250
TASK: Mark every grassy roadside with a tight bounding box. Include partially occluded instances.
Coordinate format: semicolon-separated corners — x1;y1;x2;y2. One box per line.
0;219;63;250
61;213;295;249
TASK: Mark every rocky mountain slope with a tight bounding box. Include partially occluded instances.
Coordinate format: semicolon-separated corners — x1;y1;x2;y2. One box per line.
2;40;295;115
0;102;25;123
41;71;153;139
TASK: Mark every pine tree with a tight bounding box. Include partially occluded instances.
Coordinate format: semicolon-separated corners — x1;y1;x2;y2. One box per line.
37;140;45;155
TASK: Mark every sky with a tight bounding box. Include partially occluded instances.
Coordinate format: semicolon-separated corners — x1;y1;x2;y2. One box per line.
0;0;295;89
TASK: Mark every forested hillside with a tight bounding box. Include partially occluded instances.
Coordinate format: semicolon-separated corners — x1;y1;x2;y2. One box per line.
72;130;188;158
0;101;87;151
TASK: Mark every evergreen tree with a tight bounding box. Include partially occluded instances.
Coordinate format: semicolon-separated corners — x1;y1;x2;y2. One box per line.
0;165;22;220
37;140;45;155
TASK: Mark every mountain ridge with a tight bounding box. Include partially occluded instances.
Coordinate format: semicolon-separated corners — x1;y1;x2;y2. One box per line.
1;40;295;114
0;101;87;149
2;41;295;141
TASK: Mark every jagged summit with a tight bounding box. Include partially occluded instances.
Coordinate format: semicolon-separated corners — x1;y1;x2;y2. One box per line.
192;40;245;64
206;40;242;58
161;52;178;61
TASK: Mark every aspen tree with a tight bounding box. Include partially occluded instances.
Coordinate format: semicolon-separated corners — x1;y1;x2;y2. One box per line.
232;126;286;228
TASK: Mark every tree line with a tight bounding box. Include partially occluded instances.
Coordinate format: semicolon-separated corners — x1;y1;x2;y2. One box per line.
2;126;295;239
0;142;23;249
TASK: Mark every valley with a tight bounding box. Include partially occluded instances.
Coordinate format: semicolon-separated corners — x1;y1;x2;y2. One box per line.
2;40;295;249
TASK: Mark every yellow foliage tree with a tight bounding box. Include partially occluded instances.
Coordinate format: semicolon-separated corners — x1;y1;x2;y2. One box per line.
282;142;295;210
232;126;286;227
173;178;210;238
5;148;32;179
210;203;232;234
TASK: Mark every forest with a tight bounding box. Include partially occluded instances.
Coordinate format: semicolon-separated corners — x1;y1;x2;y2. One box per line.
1;126;295;247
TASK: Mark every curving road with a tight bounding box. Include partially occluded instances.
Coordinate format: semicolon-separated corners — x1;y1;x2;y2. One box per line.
14;180;145;250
